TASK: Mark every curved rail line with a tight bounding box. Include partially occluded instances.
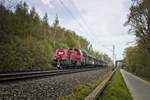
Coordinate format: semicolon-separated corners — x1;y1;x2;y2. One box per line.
0;67;104;82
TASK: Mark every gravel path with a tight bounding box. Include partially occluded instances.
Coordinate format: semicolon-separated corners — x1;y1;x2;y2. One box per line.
0;68;108;100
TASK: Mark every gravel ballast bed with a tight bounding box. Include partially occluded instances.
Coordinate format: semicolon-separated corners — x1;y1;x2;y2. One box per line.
0;68;108;100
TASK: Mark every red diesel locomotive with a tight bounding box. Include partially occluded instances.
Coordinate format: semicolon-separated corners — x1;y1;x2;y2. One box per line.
51;48;106;69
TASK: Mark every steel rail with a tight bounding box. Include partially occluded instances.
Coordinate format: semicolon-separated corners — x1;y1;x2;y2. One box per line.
0;67;104;82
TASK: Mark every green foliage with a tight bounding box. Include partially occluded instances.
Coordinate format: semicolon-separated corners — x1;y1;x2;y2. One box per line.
125;0;150;53
59;77;101;100
124;0;150;81
97;69;132;100
0;40;33;72
0;1;111;72
124;46;150;81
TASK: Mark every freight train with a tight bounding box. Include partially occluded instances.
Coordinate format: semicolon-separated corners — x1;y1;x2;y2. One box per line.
51;48;107;69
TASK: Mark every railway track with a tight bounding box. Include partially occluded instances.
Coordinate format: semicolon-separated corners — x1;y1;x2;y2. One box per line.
0;67;104;82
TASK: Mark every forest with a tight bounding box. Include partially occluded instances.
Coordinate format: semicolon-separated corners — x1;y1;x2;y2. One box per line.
0;1;111;72
124;0;150;81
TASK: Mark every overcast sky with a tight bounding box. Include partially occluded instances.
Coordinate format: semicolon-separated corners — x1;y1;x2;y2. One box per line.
22;0;135;60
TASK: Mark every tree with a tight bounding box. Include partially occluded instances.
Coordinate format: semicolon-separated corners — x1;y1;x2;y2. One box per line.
30;7;36;19
42;13;49;38
124;46;150;80
52;14;59;48
53;14;59;27
43;13;49;27
124;0;150;81
14;2;30;37
125;0;150;53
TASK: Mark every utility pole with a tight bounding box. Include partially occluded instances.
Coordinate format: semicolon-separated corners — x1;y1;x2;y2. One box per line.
113;45;115;68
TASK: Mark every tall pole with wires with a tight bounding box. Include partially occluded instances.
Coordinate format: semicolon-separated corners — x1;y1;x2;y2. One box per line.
113;45;115;68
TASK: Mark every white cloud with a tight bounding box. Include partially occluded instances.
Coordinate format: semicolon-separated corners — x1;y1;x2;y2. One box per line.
41;0;50;5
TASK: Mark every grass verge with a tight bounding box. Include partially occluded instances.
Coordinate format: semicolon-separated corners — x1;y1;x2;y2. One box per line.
97;69;132;100
59;71;109;100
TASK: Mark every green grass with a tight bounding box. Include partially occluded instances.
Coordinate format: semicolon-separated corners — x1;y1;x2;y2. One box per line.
59;72;108;100
59;82;98;100
97;69;133;100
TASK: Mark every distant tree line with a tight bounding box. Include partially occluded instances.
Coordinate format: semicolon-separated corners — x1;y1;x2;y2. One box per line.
0;1;111;72
124;0;150;81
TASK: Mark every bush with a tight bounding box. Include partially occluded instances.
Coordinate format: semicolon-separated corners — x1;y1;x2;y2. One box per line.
0;42;32;72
